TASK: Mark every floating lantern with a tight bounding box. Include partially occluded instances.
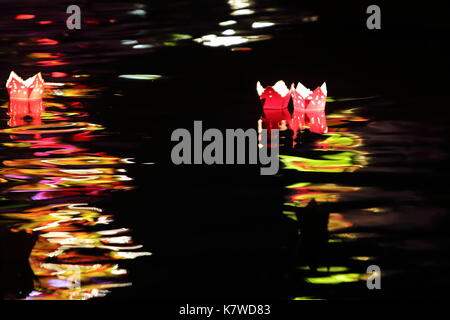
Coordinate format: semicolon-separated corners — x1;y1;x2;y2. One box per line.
6;71;45;101
292;82;327;134
6;72;45;125
257;80;328;135
298;82;328;133
290;82;312;130
256;80;290;109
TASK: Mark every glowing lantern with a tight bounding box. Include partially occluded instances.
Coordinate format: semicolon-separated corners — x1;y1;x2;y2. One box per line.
256;80;290;109
291;82;327;134
6;71;45;101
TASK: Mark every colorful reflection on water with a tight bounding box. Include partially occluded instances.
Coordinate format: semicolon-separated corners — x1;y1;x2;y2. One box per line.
0;81;150;300
284;183;360;209
270;99;372;299
1;0;447;302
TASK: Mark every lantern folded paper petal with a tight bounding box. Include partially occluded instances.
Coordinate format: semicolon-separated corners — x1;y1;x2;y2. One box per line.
290;83;309;130
292;108;306;132
305;83;327;134
6;71;45;100
290;82;328;134
257;80;290;109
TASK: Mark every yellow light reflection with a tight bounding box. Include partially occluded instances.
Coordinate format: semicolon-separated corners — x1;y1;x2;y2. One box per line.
305;273;363;284
280;151;367;173
285;182;360;209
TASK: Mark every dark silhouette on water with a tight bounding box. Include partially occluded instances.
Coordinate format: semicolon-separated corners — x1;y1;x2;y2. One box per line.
293;128;324;150
279;123;294;153
295;199;330;272
0;228;37;299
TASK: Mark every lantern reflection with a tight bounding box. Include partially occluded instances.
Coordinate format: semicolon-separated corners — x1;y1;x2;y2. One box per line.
0;81;150;300
7;99;44;128
276;102;370;297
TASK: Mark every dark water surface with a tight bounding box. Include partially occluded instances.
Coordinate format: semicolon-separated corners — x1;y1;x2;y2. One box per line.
0;0;449;300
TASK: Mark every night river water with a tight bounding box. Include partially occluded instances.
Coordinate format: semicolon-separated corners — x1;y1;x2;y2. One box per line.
0;0;449;300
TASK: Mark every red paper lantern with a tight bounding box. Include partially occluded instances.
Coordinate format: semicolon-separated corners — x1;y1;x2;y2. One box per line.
257;80;291;109
6;71;45;101
291;82;328;134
